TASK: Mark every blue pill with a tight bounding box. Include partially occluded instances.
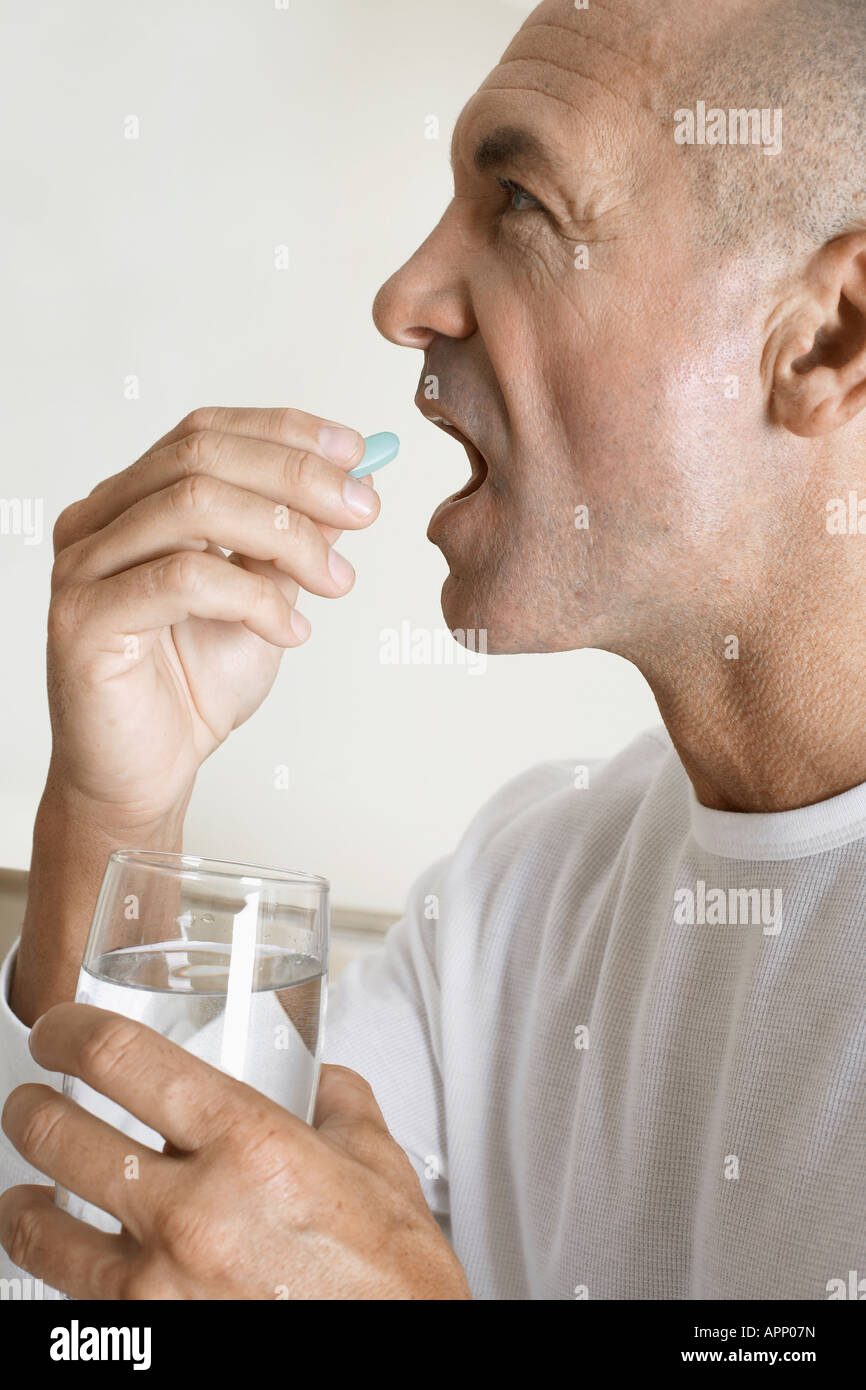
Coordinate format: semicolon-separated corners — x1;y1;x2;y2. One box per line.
349;432;400;479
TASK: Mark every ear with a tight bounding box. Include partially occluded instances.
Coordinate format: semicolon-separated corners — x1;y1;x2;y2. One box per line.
769;230;866;437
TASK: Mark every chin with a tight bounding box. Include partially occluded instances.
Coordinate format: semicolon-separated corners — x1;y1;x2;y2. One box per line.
439;573;572;656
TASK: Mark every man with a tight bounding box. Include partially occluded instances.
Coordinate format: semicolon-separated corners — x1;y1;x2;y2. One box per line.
0;0;864;1299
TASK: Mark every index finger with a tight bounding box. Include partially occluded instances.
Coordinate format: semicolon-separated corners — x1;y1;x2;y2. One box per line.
142;406;365;471
66;408;373;551
29;1003;275;1152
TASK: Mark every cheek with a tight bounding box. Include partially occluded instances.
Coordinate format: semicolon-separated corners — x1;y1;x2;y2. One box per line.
492;286;645;477
479;263;758;555
503;348;646;512
524;332;694;500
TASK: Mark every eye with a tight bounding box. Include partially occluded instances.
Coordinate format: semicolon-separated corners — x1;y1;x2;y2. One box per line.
496;176;545;214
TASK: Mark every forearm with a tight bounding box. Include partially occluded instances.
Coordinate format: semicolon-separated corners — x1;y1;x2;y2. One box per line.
10;775;187;1027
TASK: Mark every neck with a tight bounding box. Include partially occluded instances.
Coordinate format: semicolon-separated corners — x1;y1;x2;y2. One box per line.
634;602;866;814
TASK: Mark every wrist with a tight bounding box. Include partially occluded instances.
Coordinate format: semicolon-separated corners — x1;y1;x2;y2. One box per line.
10;774;189;1026
39;763;190;847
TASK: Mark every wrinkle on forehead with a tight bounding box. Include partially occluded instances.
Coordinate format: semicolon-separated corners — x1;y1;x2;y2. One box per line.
511;0;766;67
503;4;673;90
484;6;675;134
450;1;727;222
490;0;773;118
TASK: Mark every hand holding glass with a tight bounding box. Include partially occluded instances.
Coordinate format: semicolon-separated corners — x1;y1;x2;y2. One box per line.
55;851;329;1234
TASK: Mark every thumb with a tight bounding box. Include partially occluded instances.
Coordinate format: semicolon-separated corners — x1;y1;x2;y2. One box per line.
313;1064;388;1135
314;1065;425;1192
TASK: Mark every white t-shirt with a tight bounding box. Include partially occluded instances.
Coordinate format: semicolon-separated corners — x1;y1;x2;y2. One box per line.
1;726;864;1299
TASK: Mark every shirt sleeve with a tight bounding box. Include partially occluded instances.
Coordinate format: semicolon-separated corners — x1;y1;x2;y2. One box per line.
0;941;66;1296
323;856;450;1222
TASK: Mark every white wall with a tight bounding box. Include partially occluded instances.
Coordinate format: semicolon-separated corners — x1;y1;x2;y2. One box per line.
0;0;659;914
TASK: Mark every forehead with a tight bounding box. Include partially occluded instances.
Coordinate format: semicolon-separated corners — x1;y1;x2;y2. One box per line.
451;1;694;182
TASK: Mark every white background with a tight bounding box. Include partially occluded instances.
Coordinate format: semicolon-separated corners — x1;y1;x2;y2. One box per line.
0;0;658;915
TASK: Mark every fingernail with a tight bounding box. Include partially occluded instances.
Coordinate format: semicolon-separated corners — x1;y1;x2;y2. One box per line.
328;547;355;589
342;476;377;517
290;608;311;640
319;425;362;464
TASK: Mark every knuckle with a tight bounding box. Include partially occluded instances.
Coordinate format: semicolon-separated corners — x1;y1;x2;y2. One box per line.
79;1016;143;1087
46;586;84;644
155;1196;215;1263
50;541;82;592
264;406;299;438
233;1123;295;1185
82;1250;129;1299
158;1079;220;1149
386;1140;423;1193
52;500;86;554
281;448;318;495
329;1065;375;1093
19;1096;65;1160
249;569;276;610
162;550;208;594
345;1117;385;1157
180;407;218;437
6;1205;43;1273
170;471;218;515
174;429;210;475
278;506;316;551
173;425;219;475
50;549;71;591
119;1258;175;1301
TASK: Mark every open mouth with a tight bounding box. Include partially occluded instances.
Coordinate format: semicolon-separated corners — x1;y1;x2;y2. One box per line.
427;416;489;501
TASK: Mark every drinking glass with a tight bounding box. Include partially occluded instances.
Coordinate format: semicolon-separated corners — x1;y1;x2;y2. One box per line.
54;850;329;1235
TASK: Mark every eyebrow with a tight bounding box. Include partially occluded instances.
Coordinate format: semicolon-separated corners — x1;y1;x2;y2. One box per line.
471;124;559;177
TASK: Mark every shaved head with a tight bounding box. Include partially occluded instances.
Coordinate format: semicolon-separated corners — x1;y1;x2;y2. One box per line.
654;0;866;257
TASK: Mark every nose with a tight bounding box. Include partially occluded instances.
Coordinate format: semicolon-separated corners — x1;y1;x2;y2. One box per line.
372;204;477;350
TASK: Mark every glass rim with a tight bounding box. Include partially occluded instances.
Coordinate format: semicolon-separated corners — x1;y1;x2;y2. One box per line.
110;850;329;892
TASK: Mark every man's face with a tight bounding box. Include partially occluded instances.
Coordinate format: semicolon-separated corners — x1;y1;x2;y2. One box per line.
373;0;777;657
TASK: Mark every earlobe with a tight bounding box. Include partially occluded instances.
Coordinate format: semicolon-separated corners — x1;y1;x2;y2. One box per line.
769;233;866;438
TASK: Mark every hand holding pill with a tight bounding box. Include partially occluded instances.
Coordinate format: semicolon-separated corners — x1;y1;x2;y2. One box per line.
38;408;397;867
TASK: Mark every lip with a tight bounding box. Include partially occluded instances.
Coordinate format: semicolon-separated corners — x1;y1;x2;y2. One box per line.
418;407;490;535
